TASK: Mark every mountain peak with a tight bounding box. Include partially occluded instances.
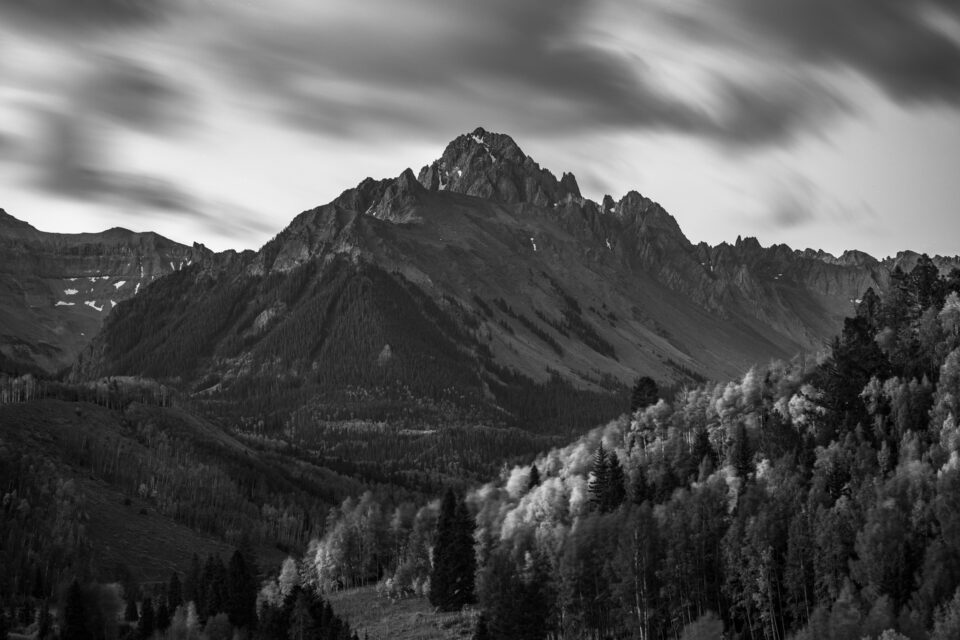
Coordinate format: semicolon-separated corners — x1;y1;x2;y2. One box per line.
417;127;581;206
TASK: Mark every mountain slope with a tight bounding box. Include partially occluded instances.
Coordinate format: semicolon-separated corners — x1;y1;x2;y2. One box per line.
70;128;959;436
0;210;212;373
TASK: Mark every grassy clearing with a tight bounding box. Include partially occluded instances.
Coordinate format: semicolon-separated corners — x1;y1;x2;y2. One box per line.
81;476;236;584
327;586;476;640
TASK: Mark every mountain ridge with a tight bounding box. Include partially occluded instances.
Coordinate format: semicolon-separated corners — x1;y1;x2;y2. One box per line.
59;129;960;444
6;128;960;435
0;209;212;373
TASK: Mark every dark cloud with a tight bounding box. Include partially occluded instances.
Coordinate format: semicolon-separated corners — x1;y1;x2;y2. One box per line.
207;0;843;148
0;0;168;31
656;0;960;105
769;177;817;229
33;105;272;242
86;56;187;132
708;76;850;147
764;173;878;230
38;107;196;213
36;82;194;214
0;0;889;152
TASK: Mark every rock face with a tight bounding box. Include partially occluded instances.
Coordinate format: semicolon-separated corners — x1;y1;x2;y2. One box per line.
417;127;581;206
72;129;959;403
0;210;211;373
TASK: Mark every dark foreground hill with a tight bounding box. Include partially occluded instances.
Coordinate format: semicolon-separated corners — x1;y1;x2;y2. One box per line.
0;392;367;592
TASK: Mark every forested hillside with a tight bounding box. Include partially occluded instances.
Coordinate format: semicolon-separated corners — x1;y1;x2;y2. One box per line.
267;259;960;640
73;255;628;436
68;254;626;489
0;387;378;605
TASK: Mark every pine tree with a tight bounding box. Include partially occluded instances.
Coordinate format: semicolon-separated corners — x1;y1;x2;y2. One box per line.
125;597;139;622
729;422;753;482
37;600;52;640
32;565;46;600
527;464;541;491
138;598;155;640
588;443;609;511
912;254;944;313
203;555;228;619
183;554;201;608
453;497;477;607
257;603;288;640
692;427;716;472
62;581;90;640
167;572;182;612
631;376;659;413
604;452;627;512
227;550;257;629
856;287;882;328
155;600;171;634
288;592;314;640
430;488;459;611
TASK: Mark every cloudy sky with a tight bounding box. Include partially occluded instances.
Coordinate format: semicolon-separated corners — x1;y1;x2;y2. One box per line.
1;0;958;258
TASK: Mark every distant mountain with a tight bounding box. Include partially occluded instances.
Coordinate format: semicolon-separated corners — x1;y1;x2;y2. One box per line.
56;128;960;433
0;209;211;373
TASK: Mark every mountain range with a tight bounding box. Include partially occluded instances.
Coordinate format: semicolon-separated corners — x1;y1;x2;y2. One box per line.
4;128;958;435
0;209;211;373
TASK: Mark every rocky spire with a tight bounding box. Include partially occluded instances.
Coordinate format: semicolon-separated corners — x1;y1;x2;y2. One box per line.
417;127;581;206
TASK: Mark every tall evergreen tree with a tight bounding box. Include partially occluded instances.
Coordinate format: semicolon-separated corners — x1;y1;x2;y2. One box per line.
32;565;46;600
429;488;476;611
203;555;228;619
857;287;882;329
183;554;201;608
527;464;541;491
482;548;552;640
155;600;171;634
227;550;257;629
453;497;477;607
167;572;182;612
588;443;610;511
138;598;155;640
692;427;717;472
288;592;315;640
430;488;459;611
62;581;90;640
124;597;139;623
604;452;627;512
631;376;660;413
257;603;288;640
37;600;52;640
912;254;944;313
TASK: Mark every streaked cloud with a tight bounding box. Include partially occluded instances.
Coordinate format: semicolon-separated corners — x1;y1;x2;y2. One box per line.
0;0;957;256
